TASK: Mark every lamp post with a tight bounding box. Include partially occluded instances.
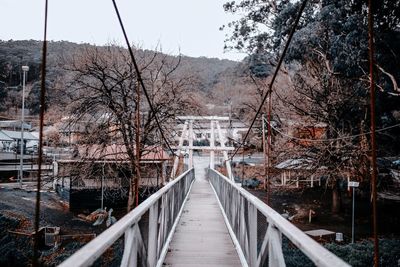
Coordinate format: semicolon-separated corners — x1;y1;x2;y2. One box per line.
348;181;359;243
19;65;29;187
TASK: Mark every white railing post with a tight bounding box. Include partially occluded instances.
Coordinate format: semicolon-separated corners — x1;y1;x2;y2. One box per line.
248;202;257;267
121;225;137;267
268;224;285;267
257;219;270;266
239;196;249;258
148;203;159;267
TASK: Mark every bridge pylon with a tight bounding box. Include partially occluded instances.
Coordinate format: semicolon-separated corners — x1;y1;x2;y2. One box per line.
170;116;234;181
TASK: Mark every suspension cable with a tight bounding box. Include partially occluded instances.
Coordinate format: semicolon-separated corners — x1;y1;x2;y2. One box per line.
229;0;308;160
33;0;48;266
111;0;176;157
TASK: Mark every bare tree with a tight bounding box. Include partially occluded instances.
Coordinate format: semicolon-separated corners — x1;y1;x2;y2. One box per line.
270;59;370;213
62;44;194;211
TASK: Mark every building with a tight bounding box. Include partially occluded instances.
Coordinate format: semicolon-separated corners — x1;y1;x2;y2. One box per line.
0;120;31;131
0;131;13;151
272;119;327;187
275;158;322;188
58;121;92;145
53;144;171;211
0;129;39;152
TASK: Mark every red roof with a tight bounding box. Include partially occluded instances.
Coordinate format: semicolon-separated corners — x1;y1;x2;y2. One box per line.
78;144;170;161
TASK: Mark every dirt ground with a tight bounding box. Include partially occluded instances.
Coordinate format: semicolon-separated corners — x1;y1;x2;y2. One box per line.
230;163;400;241
1;162;399;265
0;186;104;266
244;182;400;242
0;187;96;233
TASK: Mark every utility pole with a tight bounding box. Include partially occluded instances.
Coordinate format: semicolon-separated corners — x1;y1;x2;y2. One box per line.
20;65;29;188
262;113;266;190
368;0;379;265
188;120;194;169
266;96;272;205
242;147;245;183
101;162;105;210
134;81;141;208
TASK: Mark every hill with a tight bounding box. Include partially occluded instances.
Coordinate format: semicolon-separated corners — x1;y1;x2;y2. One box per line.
0;40;240;117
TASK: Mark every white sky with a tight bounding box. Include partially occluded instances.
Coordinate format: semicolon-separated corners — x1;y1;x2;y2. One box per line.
0;0;246;61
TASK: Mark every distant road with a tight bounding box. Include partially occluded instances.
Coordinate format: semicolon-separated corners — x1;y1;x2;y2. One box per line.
0;163;52;171
232;152;264;165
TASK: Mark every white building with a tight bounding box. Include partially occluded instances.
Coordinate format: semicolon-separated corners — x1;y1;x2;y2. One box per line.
0;130;39;152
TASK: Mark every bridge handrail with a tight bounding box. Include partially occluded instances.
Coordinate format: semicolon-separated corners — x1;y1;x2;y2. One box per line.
208;168;350;267
59;168;195;267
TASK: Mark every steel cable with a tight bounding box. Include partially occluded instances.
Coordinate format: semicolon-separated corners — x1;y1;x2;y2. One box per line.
229;0;309;161
111;0;176;157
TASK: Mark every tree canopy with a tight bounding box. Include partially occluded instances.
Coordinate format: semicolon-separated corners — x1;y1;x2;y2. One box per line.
222;0;400;211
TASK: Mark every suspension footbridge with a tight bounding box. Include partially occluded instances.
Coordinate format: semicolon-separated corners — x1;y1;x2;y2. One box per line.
59;117;349;267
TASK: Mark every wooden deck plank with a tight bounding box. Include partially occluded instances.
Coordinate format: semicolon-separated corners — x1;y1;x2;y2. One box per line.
164;157;242;266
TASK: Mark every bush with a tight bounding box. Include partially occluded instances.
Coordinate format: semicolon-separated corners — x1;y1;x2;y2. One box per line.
325;239;400;267
281;237;400;267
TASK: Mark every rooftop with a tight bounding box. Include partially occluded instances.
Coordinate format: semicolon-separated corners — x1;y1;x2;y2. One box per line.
0;130;39;141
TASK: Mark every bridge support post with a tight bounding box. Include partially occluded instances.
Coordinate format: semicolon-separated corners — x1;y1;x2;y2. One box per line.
171;121;188;179
188;120;194;169
216;121;233;180
210;120;215;169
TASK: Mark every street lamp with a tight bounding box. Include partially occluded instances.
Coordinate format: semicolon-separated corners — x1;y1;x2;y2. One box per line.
348;181;359;243
19;65;29;187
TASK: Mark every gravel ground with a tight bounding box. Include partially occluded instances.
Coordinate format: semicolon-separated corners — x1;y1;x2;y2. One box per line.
0;186;103;266
0;187;95;233
248;186;400;240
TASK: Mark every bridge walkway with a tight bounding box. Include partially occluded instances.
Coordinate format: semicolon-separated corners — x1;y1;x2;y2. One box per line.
164;156;241;266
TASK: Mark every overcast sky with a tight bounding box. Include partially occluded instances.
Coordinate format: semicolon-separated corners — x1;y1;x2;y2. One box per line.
0;0;246;61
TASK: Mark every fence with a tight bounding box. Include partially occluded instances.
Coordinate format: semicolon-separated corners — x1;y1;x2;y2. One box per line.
208;168;350;267
59;168;195;267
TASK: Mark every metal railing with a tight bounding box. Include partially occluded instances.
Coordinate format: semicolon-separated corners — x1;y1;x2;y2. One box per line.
208;169;350;267
59;168;195;267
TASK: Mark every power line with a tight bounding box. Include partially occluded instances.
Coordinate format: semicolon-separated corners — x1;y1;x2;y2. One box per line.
230;0;309;160
111;0;176;157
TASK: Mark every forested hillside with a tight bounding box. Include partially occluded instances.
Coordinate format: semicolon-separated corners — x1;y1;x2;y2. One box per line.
0;40;240;117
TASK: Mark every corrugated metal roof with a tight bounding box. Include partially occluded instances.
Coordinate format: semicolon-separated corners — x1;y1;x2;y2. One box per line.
275;158;313;170
78;144;170;161
0;120;31;130
0;130;13;141
1;130;39;140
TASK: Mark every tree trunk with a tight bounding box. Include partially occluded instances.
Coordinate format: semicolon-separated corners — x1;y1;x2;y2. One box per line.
127;172;135;212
